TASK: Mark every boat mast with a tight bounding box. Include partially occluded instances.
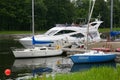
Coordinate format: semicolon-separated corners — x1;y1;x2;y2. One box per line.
88;0;92;20
110;0;113;32
32;0;35;37
86;0;96;50
31;0;35;47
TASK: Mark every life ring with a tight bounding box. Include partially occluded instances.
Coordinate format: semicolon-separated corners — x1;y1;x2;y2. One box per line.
56;45;61;50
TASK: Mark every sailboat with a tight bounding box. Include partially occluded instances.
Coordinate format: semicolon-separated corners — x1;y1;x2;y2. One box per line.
70;0;116;63
12;0;63;58
12;46;63;58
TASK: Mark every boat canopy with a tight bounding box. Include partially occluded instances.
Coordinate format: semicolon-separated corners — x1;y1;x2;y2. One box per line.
110;31;120;37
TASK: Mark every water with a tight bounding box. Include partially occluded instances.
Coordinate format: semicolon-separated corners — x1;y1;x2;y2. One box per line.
0;35;116;80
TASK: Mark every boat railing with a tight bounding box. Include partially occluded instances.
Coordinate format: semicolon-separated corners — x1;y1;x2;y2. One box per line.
10;47;29;51
55;24;71;27
55;20;102;28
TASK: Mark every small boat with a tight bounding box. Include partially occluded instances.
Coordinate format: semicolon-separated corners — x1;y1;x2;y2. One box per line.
70;50;116;63
12;46;63;58
92;47;111;52
115;48;120;52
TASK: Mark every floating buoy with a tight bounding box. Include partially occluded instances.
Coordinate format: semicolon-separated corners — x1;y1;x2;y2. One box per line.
4;69;11;76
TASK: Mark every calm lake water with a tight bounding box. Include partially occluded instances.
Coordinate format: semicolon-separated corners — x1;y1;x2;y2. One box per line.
0;35;116;80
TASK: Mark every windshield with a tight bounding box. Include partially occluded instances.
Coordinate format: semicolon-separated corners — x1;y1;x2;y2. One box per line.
44;30;58;36
70;33;84;38
45;29;76;36
55;30;75;35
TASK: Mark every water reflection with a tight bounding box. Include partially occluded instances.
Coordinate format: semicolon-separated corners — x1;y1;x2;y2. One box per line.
32;67;52;76
71;61;116;72
10;57;116;79
12;57;72;79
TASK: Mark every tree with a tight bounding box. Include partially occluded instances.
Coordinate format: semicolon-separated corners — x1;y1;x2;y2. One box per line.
112;0;120;29
44;0;76;29
0;0;120;31
34;0;47;31
93;0;110;28
0;0;31;30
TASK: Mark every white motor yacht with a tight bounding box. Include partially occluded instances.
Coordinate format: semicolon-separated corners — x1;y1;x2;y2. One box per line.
19;19;103;48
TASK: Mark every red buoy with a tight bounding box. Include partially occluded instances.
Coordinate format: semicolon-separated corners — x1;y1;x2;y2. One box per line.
4;69;11;76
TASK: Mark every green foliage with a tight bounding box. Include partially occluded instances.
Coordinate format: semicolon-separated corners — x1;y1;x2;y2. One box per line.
99;27;120;33
0;0;31;30
0;30;46;34
94;0;110;27
0;0;120;31
75;0;89;18
44;0;76;29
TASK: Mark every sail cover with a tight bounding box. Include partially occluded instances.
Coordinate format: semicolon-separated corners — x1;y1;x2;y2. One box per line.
110;31;120;37
32;36;53;45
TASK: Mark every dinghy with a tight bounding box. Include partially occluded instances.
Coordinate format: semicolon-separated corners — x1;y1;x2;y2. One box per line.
92;47;111;52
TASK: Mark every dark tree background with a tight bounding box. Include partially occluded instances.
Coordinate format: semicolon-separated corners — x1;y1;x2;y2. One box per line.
0;0;120;31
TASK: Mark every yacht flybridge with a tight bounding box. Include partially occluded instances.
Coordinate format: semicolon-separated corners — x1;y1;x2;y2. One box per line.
19;19;103;48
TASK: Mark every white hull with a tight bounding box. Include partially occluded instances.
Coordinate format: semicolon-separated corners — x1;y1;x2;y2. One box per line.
12;47;63;58
19;36;71;48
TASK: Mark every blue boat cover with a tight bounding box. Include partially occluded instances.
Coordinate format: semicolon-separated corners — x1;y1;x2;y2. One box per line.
110;31;120;37
32;36;53;45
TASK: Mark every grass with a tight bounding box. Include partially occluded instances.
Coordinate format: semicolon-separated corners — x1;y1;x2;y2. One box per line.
0;30;46;34
29;66;120;80
99;28;120;33
0;28;120;34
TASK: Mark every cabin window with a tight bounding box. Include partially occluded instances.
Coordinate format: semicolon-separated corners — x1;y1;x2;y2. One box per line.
55;30;75;35
70;33;84;38
90;23;97;26
45;30;58;36
40;48;46;50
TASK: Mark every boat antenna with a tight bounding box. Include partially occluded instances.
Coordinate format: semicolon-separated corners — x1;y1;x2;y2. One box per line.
110;0;113;40
88;0;92;21
86;0;96;50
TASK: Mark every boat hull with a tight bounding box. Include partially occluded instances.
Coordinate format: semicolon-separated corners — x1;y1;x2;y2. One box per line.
19;37;52;48
70;54;116;63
